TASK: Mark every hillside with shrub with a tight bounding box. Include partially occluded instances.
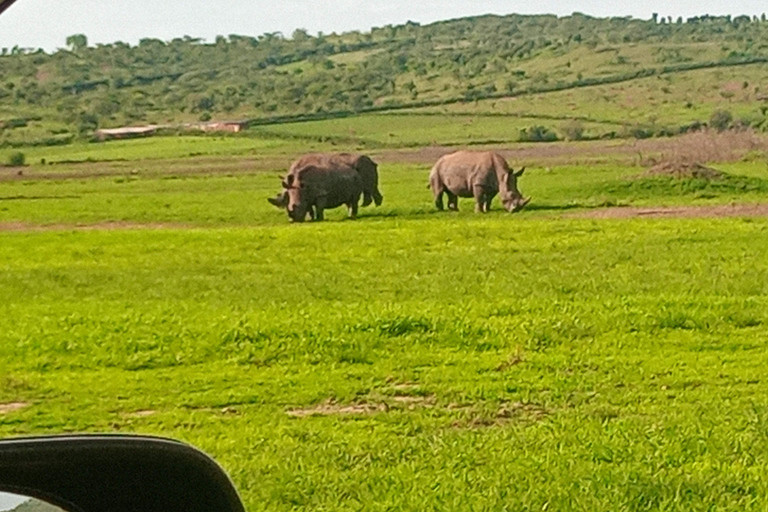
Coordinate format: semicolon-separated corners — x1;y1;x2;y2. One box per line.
2;12;768;147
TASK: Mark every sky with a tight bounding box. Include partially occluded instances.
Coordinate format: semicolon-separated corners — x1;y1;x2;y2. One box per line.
1;0;767;51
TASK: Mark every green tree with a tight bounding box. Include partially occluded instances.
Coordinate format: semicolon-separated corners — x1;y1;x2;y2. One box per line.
562;120;585;141
709;109;733;132
66;34;88;52
7;152;26;166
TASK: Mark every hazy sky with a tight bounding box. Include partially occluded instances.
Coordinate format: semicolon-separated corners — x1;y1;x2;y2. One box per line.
1;0;767;51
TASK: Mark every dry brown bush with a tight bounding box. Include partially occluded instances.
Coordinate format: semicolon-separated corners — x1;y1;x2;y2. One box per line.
640;162;724;180
639;129;768;176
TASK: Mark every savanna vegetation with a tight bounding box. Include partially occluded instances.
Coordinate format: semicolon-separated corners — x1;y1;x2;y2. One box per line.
3;12;768;148
3;10;768;512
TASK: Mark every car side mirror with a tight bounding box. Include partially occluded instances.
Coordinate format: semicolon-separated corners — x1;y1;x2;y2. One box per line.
0;435;245;512
0;492;66;512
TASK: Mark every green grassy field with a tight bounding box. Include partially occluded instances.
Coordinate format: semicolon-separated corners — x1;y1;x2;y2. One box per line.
0;135;341;166
3;160;768;227
2;140;768;510
405;63;768;128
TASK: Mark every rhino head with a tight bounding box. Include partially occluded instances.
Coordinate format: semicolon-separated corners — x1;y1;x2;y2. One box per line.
267;191;288;208
500;167;531;213
283;174;309;223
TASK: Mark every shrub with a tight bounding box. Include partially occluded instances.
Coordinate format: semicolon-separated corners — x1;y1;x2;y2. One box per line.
7;151;25;166
519;125;558;142
710;110;733;132
621;124;656;139
561;120;585;141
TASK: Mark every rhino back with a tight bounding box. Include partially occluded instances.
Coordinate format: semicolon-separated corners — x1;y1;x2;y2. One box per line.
349;155;379;191
434;151;499;196
290;153;380;205
288;154;337;175
298;165;361;208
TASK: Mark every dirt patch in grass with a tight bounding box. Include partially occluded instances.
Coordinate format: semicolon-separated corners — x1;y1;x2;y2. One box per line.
392;395;436;407
287;393;437;417
287;400;388;417
125;409;157;418
0;402;29;414
452;401;549;429
571;203;768;219
0;221;190;232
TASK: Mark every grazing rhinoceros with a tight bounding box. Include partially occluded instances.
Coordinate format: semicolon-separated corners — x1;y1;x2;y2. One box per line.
282;163;362;222
428;151;530;213
268;153;382;213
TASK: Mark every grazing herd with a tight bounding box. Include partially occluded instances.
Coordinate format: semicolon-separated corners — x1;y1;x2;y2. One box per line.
268;150;530;222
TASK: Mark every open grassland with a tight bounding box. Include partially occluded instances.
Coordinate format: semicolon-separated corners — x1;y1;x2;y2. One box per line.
2;216;768;511
0;136;342;166
2;155;768;227
2;134;768;510
252;114;621;147
405;63;768;130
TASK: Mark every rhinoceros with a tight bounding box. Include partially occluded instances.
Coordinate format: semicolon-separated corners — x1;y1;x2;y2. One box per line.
268;153;382;212
282;163;362;222
428;151;530;213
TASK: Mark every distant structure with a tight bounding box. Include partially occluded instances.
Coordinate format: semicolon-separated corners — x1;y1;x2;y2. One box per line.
95;125;158;141
94;120;249;141
189;121;249;133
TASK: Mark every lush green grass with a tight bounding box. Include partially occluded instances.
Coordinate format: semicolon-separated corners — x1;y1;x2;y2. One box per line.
2;151;768;510
2;217;768;511
3;162;767;227
252;114;622;147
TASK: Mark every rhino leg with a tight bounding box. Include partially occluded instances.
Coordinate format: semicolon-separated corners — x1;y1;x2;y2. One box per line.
313;197;326;222
361;192;373;207
348;201;358;219
473;186;490;213
432;188;446;211
446;191;459;211
429;171;446;211
372;189;383;207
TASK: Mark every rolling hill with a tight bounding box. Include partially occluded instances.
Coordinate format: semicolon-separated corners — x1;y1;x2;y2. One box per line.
2;12;768;148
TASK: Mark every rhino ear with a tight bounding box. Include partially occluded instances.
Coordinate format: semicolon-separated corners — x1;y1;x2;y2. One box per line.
282;175;295;188
514;167;526;178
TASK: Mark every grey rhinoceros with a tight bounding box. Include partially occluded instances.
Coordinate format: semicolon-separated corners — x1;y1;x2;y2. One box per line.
268;153;382;213
281;163;362;223
428;151;530;213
